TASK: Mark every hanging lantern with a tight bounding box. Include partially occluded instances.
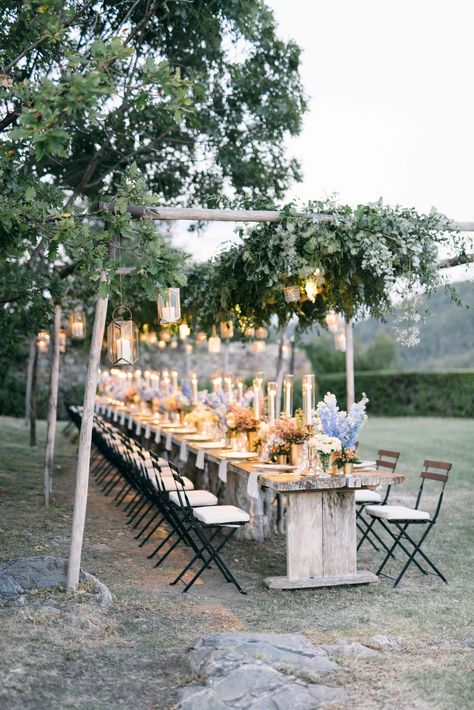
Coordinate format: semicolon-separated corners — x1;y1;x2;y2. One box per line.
255;326;268;340
283;285;301;303
325;310;339;334
37;330;50;353
251;340;266;354
219;320;234;339
158;339;166;350
59;328;67;353
160;329;171;342
106;306;139;366
170;338;178;349
208;326;221;353
157;288;181;324
244;326;255;338
195;331;207;345
179;321;191;340
304;269;325;303
184;342;193;353
68;311;86;339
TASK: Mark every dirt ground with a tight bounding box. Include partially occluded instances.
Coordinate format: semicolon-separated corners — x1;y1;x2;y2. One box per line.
0;417;473;709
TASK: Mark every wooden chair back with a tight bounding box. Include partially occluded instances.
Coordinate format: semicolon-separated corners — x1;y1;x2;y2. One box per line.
376;449;400;471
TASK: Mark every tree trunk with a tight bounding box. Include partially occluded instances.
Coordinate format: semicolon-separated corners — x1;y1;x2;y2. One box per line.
43;303;62;507
66;276;108;591
345;320;355;409
29;342;38;447
25;337;37;425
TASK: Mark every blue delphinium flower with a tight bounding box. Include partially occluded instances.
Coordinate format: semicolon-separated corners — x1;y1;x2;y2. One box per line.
316;392;368;448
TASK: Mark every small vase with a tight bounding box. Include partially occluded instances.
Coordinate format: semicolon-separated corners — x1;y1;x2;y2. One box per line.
235;432;248;452
247;430;258;453
290;443;304;466
344;462;353;475
277;454;288;465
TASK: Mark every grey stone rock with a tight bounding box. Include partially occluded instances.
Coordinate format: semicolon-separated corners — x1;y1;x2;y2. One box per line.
176;633;347;709
0;556;112;607
66;613;100;631
368;635;403;651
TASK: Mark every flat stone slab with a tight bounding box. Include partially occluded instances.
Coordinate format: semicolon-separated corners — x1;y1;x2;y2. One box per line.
176;633;346;709
0;556;112;607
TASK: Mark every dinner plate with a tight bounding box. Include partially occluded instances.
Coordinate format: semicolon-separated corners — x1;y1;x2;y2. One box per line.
195;441;229;450
219;451;257;460
185;434;214;441
251;463;297;471
166;427;196;434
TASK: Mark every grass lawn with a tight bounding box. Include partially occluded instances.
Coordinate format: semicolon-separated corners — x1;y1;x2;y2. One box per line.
0;415;473;709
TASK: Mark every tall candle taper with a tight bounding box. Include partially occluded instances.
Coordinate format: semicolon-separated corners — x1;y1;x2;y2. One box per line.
171;368;178;393
253;383;261;421
224;372;233;401
267;381;277;424
283;374;294;417
191;372;199;405
302;373;315;425
236;376;244;403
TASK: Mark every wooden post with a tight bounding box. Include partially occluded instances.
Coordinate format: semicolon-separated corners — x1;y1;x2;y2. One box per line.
66;275;108;591
25;337;37;425
43;303;62;507
345;320;355;409
29;341;38;447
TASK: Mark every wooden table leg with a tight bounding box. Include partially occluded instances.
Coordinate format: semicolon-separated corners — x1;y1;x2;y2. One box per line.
265;488;378;590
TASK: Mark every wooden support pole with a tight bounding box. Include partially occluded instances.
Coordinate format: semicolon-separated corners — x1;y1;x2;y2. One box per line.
43;303;62;507
25;337;37;425
66;275;108;591
345;320;355;410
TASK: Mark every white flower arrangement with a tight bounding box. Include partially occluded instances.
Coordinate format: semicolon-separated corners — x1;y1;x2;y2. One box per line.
309;432;341;455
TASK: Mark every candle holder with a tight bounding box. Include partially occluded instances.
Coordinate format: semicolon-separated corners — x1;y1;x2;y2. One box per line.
157;288;181;324
244;326;255;338
220;320;234;339
179;321;190;340
283;374;294;417
37;330;50;354
106;306;139;366
68;311;86;339
236;375;244;402
283;285;301;303
255;326;268;340
191;372;199;405
335;330;346;352
325;309;339;334
195;331;207;345
267;381;277;424
208;326;221;353
59;328;68;353
302;373;316;425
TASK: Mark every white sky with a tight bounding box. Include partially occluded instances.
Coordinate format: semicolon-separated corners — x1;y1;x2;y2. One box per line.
173;0;474;282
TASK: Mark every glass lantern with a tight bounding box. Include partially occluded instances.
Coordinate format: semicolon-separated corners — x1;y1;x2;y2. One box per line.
302;373;316;425
325;310;340;334
335;330;346;352
160;329;171;342
195;331;207;345
304;270;325;302
283;285;301;303
208;326;221;353
283;374;295;417
255;326;268;340
106;306;139;366
157;288;181;325
219;320;234;339
68;311;86;339
179;321;190;340
267;381;278;424
59;328;67;353
158;339;166;350
37;330;50;354
170;338;178;349
244;326;255;338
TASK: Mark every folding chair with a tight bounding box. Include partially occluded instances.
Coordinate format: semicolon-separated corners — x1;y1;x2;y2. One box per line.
364;459;452;587
357;449;400;554
169;469;250;594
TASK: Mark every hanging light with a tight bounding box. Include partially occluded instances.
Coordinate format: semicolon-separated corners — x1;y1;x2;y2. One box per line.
244;326;255;338
157;288;181;324
106;306;139;366
68;311;86;340
37;330;50;353
179;321;191;340
195;331;207;345
304;269;325;302
59;328;67;353
160;329;171;342
283;285;301;303
325;310;340;334
158;339;166;350
255;326;268;340
335;330;346;352
208;326;221;353
170;338;178;349
219;320;234;339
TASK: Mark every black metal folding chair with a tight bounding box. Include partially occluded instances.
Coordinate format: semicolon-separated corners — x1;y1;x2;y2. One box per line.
357;449;400;554
363;459;452;587
169;469;250;594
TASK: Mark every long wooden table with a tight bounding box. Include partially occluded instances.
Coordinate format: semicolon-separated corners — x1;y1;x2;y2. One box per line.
99;403;406;589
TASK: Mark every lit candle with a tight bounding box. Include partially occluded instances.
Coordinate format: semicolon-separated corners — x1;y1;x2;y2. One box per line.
116;337;131;363
191;373;199;405
161;306;176;323
212;375;222;393
267;381;277;424
253;384;261;421
283;374;294;417
302;374;315;425
72;322;83;338
224;373;233;402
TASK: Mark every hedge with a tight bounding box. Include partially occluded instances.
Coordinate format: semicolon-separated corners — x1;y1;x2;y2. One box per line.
315;370;474;418
0;374;84;420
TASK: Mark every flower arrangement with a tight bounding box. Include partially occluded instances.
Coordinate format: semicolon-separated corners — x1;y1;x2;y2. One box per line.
308;432;342;471
316;392;368;448
123;386;140;405
334;447;360;467
202;390;231;428
262;414;310;460
160;393;191;414
226;402;255;432
184;403;218;429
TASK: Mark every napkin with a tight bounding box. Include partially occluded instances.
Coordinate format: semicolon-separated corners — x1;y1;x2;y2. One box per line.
196;450;205;469
154;428;161;443
127;414;134;429
120;412;126;425
113;409;119;422
247;470;266;500
218;459;228;482
106;406;112;418
135;421;142;435
144;423;151;439
165;433;172;451
179;441;188;462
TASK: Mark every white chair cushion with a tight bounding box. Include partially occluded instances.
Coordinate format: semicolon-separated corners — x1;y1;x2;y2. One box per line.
365;505;430;521
169;490;218;507
355;489;382;504
193;505;250;526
